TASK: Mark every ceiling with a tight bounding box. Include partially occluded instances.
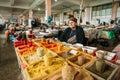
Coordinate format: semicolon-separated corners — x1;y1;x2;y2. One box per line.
0;0;119;19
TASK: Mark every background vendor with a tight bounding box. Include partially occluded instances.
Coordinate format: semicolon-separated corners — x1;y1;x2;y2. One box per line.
60;17;86;45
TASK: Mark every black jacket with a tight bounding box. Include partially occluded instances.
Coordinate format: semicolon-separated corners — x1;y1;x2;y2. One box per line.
60;26;86;45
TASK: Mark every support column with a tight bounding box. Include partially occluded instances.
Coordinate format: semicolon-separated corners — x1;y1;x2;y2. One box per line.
22;15;25;26
52;14;55;22
79;0;84;23
28;9;33;28
85;6;91;22
112;1;119;20
45;0;51;21
60;12;64;24
41;16;45;23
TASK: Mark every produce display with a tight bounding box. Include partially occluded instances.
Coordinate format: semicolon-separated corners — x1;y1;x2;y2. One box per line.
26;54;65;79
17;43;38;56
33;38;54;46
86;61;119;80
14;40;36;47
21;47;46;65
33;39;69;54
49;44;69;54
13;38;119;80
21;47;57;66
43;65;94;80
32;39;42;44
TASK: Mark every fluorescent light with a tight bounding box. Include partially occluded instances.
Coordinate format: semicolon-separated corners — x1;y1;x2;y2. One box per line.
38;8;41;11
54;0;57;2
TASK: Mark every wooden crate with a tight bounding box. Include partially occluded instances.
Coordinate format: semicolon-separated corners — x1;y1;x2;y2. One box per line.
58;49;81;59
85;61;119;80
20;48;58;67
42;65;94;80
24;57;66;80
67;53;96;69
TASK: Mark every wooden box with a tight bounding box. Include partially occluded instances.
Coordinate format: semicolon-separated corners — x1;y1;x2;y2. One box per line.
43;65;94;80
24;56;66;80
85;61;119;80
67;53;96;69
58;49;83;59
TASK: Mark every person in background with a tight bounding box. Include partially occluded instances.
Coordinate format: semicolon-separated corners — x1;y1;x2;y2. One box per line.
5;21;9;30
103;21;106;26
113;19;120;30
8;23;15;30
112;19;120;40
31;18;36;30
60;17;86;45
86;21;91;27
108;20;116;29
14;23;20;31
96;19;101;25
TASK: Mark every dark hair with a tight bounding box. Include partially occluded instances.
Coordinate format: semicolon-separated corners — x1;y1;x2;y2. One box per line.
110;20;115;24
69;17;77;23
103;22;106;26
86;21;90;24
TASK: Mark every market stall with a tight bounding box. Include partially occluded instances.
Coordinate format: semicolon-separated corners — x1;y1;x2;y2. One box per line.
13;38;120;80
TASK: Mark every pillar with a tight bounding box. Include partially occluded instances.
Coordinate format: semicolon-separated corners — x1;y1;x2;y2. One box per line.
28;9;33;28
22;15;25;26
45;0;51;21
60;12;64;24
112;1;119;20
52;14;55;22
85;6;91;22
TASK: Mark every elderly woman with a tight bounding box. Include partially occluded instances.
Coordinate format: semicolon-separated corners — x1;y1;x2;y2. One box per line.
60;17;86;45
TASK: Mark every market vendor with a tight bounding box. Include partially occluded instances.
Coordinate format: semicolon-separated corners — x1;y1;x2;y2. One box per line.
108;20;116;29
8;23;15;30
14;23;21;31
60;17;86;45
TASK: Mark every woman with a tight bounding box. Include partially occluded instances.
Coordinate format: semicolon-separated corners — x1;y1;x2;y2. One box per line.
60;17;86;45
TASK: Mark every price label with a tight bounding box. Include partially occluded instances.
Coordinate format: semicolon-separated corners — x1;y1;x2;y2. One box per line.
70;50;78;55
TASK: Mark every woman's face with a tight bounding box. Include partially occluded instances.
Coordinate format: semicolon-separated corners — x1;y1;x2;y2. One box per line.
69;20;76;29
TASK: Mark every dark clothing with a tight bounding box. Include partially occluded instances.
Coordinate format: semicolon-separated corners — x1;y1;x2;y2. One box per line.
69;30;76;38
60;26;86;45
113;25;120;32
31;20;36;29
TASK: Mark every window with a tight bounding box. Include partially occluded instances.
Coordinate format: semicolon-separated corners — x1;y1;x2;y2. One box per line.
106;8;112;15
92;3;112;18
101;9;105;16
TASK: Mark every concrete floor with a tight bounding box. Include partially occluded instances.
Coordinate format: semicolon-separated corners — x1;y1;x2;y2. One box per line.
0;31;22;80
